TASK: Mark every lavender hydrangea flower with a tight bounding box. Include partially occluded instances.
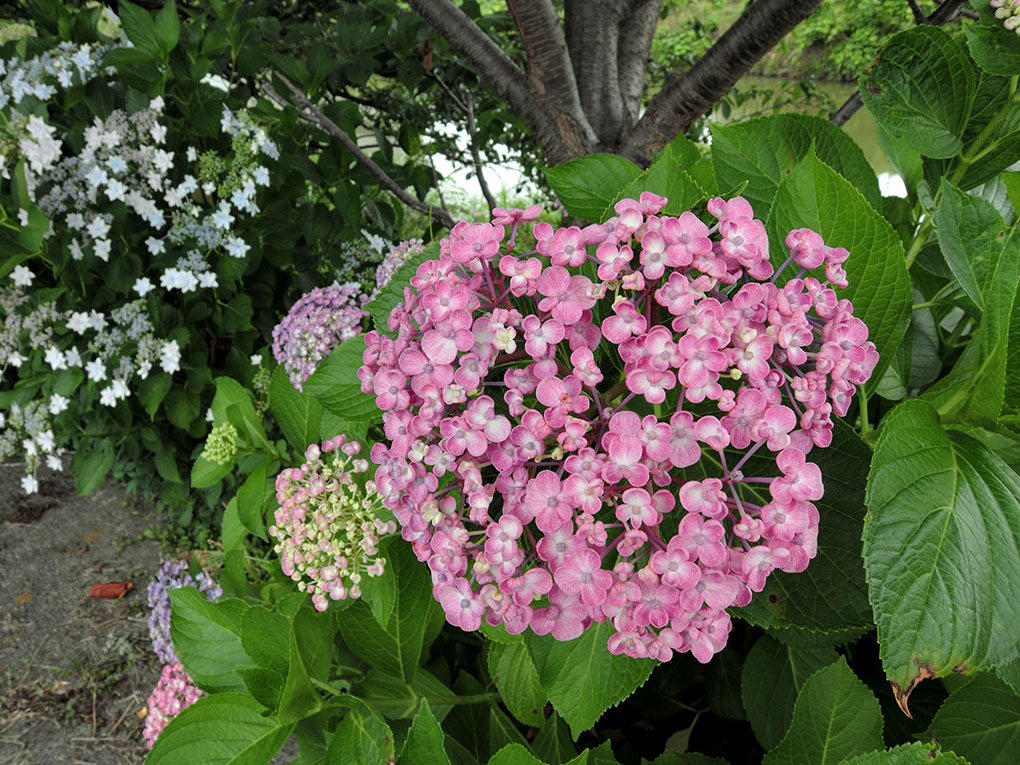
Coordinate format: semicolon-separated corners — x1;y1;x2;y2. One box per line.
147;560;222;664
374;238;425;294
271;284;367;391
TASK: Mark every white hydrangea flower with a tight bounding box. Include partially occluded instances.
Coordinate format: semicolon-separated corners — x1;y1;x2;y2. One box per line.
10;265;33;287
46;455;63;471
86;359;107;382
49;394;69;415
21;474;38;494
159;340;181;374
45;346;67;370
134;277;155;296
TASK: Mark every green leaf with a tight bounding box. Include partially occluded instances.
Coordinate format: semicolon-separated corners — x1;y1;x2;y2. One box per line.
860;26;976;158
399;699;451;765
169;589;254;693
531;711;577;764
998;655;1020;696
367;242;439;334
489;706;530;753
277;624;321;725
765;147;912;389
153;0;180;55
71;437;114;495
240;606;290;675
935;180;1007;310
965;22;1020;76
740;635;839;750
191;454;234;489
304;335;381;423
360;536;397;628
735;421;873;636
355;667;454;720
117;0;160;58
335;542;437;682
841;742;972;764
763;657;883;765
137;372;172;419
212;376;270;450
929;673;1020;765
605;134;706;219
487;641;547;727
711;113;880;219
537;622;655;738
324;704;395;764
488;743;545;765
145;693;292;764
544;154;643;222
864;400;1020;709
270;364;323;454
236;459;271;541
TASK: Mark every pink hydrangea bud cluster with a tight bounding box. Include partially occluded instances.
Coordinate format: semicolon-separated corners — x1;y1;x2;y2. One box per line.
142;661;205;749
992;0;1020;32
269;435;397;612
375;238;426;293
359;193;877;663
272;285;368;391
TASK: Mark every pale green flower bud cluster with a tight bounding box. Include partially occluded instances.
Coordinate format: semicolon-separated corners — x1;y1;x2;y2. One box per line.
201;423;238;465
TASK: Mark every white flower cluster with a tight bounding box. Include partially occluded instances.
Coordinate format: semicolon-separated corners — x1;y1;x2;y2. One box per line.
1;274;181;491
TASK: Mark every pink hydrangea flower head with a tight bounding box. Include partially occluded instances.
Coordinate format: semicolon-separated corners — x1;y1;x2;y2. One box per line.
143;662;205;749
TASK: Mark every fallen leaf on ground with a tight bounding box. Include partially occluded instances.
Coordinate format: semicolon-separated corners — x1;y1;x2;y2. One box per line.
14;592;32;604
88;581;132;599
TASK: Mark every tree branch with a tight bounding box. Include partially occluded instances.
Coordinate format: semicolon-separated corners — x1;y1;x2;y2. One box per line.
465;93;499;213
264;74;456;231
565;0;627;145
407;0;595;165
616;0;664;129
829;0;970;127
505;0;591;134
620;0;824;164
906;0;927;24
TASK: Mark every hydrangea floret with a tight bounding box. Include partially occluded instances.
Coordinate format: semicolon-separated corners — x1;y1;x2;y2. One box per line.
142;661;205;750
359;193;877;663
147;559;222;665
992;0;1020;32
201;422;239;465
270;435;396;612
272;285;368;390
374;238;426;295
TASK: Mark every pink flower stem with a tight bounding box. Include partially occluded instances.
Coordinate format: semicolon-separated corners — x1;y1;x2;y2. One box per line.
729;438;767;476
770;252;798;283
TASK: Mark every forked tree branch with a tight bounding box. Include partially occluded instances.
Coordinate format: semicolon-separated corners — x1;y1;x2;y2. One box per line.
264;74;457;230
830;0;971;127
620;0;824;164
407;0;596;164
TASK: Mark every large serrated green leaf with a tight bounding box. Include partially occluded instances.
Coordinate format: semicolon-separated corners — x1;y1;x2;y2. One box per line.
763;657;883;765
145;693;292;764
765;147;911;390
842;742;972;764
711;113;880;219
303;334;381;423
965;22;1020;76
399;699;451;764
269;364;323;454
740;635;838;750
929;674;1020;764
536;622;655;738
335;542;437;682
734;420;873;636
864;400;1020;703
544;154;643;222
604;134;706;219
860;26;976;159
169;589;254;693
488;641;547;727
325;704;395;764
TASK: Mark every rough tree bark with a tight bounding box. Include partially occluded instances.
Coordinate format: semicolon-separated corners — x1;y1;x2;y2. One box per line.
406;0;825;167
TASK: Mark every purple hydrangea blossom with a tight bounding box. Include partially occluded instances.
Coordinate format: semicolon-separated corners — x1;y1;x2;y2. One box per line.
374;238;425;294
272;284;367;391
147;559;222;665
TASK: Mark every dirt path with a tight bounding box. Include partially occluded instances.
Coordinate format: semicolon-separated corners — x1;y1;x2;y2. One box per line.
0;463;164;764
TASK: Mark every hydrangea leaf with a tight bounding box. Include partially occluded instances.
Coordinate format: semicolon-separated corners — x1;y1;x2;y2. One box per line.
325;704;395;764
740;634;839;750
842;742;972;764
488;743;546;765
766;146;912;392
71;436;114;495
269;364;323;453
489;706;531;753
864;400;1020;712
860;26;976;159
965;21;1020;76
763;657;883;765
399;699;451;765
929;673;1020;765
712;113;880;219
730;420;873;637
367;241;439;334
487;641;547;727
304;334;381;423
604;134;706;219
169;589;255;693
335;541;438;682
544;154;643;223
531;711;577;764
536;622;655;738
145;693;293;765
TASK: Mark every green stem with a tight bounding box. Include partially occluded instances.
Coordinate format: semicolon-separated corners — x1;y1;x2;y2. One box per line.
858;386;871;437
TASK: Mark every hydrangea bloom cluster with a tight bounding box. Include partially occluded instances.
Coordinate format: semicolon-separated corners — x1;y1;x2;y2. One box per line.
270;435;396;612
0;277;179;491
374;238;426;294
142;661;205;750
272;285;368;390
992;0;1020;32
146;559;223;664
360;194;877;663
201;423;238;465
